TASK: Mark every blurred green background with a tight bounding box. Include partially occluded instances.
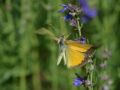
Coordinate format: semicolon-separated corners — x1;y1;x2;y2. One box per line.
0;0;120;90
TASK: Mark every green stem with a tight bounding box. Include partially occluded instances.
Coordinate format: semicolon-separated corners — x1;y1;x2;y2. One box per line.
85;63;94;90
88;63;94;90
77;19;82;37
90;70;93;90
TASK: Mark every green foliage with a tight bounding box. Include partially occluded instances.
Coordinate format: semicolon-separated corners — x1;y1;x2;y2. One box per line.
0;0;120;90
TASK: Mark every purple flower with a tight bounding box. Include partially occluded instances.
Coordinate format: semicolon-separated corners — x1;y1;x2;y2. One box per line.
59;4;80;13
70;19;77;26
64;14;73;20
73;78;84;86
79;0;97;23
74;37;86;44
59;0;97;25
59;4;74;21
59;4;80;20
59;4;69;12
80;37;86;44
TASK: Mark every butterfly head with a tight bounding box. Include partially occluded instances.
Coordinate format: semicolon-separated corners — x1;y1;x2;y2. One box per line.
57;35;66;46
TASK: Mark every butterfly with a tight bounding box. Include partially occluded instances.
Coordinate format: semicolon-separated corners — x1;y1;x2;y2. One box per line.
37;28;96;68
57;36;95;68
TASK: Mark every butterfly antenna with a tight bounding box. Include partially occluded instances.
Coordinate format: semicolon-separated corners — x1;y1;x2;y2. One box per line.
36;28;58;41
48;24;59;33
65;33;71;39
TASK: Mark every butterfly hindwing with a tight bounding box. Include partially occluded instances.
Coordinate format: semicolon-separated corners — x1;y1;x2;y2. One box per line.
66;46;85;68
65;40;94;68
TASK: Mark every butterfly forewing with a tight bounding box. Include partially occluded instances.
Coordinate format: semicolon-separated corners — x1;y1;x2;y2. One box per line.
65;40;92;52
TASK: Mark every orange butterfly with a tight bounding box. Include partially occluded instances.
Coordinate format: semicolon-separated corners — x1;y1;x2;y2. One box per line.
37;28;95;68
57;36;95;68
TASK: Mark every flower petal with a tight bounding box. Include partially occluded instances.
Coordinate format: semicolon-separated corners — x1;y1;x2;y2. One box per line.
73;78;84;86
64;14;73;20
83;7;97;18
59;4;68;12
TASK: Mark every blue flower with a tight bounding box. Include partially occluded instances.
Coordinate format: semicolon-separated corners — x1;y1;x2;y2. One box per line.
80;37;86;44
59;4;79;26
73;78;84;86
59;1;97;25
64;14;73;20
74;37;86;44
79;0;97;23
59;4;69;12
59;4;73;21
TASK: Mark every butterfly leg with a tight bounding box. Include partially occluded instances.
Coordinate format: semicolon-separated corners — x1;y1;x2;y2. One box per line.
63;52;67;65
57;52;64;65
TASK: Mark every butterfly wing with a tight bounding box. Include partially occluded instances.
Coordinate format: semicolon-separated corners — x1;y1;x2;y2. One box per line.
65;40;92;52
65;40;95;68
66;46;85;68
